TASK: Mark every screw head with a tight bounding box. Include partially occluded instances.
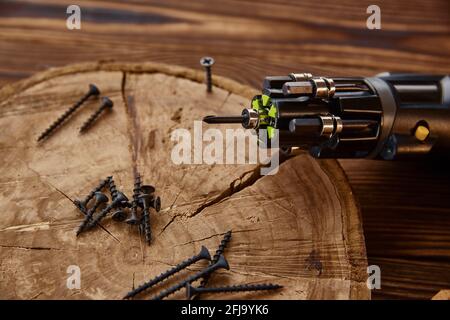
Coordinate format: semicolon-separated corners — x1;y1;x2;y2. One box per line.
112;209;127;222
140;185;155;195
200;57;215;67
215;254;230;271
115;191;129;203
89;84;100;96
125;214;140;225
102;97;114;109
94;192;108;204
185;283;197;299
151;196;161;212
138;194;151;207
198;245;211;261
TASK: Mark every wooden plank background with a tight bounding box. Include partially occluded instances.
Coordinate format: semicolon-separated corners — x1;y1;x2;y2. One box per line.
0;0;449;299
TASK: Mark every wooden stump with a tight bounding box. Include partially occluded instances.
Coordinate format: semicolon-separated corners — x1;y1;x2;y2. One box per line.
0;62;369;300
432;290;450;300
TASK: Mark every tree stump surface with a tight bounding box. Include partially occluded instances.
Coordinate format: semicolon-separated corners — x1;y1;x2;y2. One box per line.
0;62;369;300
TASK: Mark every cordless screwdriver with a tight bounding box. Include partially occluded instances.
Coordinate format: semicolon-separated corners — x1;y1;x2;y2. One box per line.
203;73;450;159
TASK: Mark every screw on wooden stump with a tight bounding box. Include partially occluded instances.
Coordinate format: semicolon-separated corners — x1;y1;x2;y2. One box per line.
192;230;232;299
76;202;118;235
79;97;113;133
123;245;211;299
126;173;142;225
73;176;111;212
37;84;100;142
88;191;128;228
200;57;215;93
108;177;128;221
151;255;230;300
186;283;283;299
139;185;155;245
108;177;119;201
151;196;161;212
111;209;127;222
76;192;108;236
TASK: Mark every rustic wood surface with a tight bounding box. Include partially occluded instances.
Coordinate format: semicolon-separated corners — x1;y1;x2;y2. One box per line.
0;0;449;299
0;62;369;300
432;290;450;300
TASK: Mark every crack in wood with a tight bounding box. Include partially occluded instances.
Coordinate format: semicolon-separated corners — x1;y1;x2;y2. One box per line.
174;231;228;247
173;228;262;248
188;166;264;218
158;213;180;236
159;157;290;236
121;71;141;177
0;244;65;251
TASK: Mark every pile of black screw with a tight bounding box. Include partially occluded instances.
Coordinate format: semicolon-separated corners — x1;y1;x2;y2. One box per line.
123;231;283;300
74;173;161;244
37;84;114;142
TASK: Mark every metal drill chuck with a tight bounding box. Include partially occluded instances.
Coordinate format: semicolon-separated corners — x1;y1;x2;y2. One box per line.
241;108;259;129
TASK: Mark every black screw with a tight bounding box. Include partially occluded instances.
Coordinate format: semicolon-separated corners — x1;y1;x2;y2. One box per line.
124;209;138;224
186;283;283;299
126;173;142;225
151;254;230;300
111;209;127;222
107;177;118;201
76;192;108;236
37;84;100;142
139;185;155;245
123;245;211;299
73;176;111;212
200;57;215;93
193;230;232;299
88;191;128;228
79;97;113;133
152;196;161;212
107;178;130;221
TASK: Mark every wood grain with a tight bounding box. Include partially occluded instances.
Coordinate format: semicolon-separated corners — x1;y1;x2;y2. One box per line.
432;290;450;300
0;0;449;299
0;62;368;300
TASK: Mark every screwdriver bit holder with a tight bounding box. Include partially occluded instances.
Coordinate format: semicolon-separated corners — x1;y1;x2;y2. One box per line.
204;73;450;160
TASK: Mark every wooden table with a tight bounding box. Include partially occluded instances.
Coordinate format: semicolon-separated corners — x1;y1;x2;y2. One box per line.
0;0;449;299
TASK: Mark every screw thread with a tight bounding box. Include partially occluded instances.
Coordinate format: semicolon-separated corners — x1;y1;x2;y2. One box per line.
151;256;228;300
88;199;118;228
108;178;118;201
76;201;102;235
75;176;111;210
132;174;141;202
205;67;212;92
212;231;232;263
130;173;141;216
123;249;209;299
77;204;88;216
139;186;153;244
198;231;232;289
189;283;282;297
79;104;106;132
142;206;152;244
37;91;92;141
